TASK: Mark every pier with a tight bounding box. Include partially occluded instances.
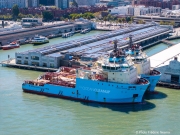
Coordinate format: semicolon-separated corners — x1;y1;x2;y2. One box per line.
0;21;92;45
150;43;180;68
150;42;180;88
0;59;58;72
1;23;173;71
161;39;175;46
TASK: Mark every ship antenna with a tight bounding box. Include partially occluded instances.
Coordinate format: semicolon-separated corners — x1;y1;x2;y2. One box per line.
113;39;118;52
129;35;133;48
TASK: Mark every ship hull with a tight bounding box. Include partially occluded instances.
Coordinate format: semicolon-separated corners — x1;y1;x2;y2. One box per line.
2;45;19;50
33;41;49;45
141;73;161;92
22;78;149;104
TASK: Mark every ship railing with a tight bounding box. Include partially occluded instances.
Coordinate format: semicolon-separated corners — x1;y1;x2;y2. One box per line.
137;78;149;85
150;69;161;76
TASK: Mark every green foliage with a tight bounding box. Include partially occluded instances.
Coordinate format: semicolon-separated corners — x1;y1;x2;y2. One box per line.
69;13;81;20
17;13;42;19
12;4;19;18
69;12;94;20
42;11;54;21
0;15;13;20
94;12;102;19
60;17;64;21
138;20;145;24
83;12;94;19
34;14;42;18
159;21;175;26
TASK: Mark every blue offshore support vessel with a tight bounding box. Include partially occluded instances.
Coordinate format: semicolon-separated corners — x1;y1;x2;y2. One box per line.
125;36;161;92
22;44;150;104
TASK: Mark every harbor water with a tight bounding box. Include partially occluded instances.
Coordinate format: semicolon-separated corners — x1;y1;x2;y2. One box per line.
0;31;180;135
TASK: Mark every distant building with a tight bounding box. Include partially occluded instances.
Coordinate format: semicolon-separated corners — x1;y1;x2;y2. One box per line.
109;6;134;15
75;0;100;6
139;0;180;10
0;0;26;8
100;0;131;7
39;0;55;6
108;5;161;16
25;0;39;7
21;18;42;28
55;0;69;9
134;6;161;16
172;5;180;10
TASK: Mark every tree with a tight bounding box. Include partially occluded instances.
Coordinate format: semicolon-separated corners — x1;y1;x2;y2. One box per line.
18;13;25;19
122;18;125;23
60;17;64;21
12;4;19;18
126;16;131;22
42;11;54;21
107;14;111;21
169;21;175;26
138;20;144;24
118;18;122;24
159;21;164;25
94;12;102;19
103;17;107;25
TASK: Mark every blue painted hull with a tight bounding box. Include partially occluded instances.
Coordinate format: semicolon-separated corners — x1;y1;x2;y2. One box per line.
141;74;161;92
22;78;149;104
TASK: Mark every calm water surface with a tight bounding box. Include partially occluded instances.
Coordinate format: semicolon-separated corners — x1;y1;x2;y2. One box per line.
0;32;180;135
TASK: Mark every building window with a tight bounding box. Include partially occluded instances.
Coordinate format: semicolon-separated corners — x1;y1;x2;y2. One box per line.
17;60;21;64
17;56;21;58
31;56;39;60
43;63;47;67
24;61;28;65
31;62;39;66
50;63;54;68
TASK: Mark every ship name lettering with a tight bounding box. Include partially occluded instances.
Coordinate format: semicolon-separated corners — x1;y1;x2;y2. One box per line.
80;87;110;94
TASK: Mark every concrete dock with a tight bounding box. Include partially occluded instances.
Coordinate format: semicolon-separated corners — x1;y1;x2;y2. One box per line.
150;43;180;68
0;59;58;72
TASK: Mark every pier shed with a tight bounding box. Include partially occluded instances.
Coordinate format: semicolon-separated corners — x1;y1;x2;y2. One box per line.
150;43;180;83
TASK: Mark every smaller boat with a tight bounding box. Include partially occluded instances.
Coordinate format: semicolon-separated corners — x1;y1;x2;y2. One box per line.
31;35;49;45
62;32;74;38
47;34;56;39
2;41;20;50
80;28;90;34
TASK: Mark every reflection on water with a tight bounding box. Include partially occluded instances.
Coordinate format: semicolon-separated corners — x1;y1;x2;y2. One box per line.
145;43;168;57
0;32;180;135
144;91;168;100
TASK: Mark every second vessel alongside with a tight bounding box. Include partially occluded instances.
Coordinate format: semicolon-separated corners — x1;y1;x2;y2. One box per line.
126;44;161;92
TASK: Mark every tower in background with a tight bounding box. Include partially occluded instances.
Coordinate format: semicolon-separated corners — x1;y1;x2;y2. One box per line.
39;0;55;6
55;0;69;9
26;0;39;7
